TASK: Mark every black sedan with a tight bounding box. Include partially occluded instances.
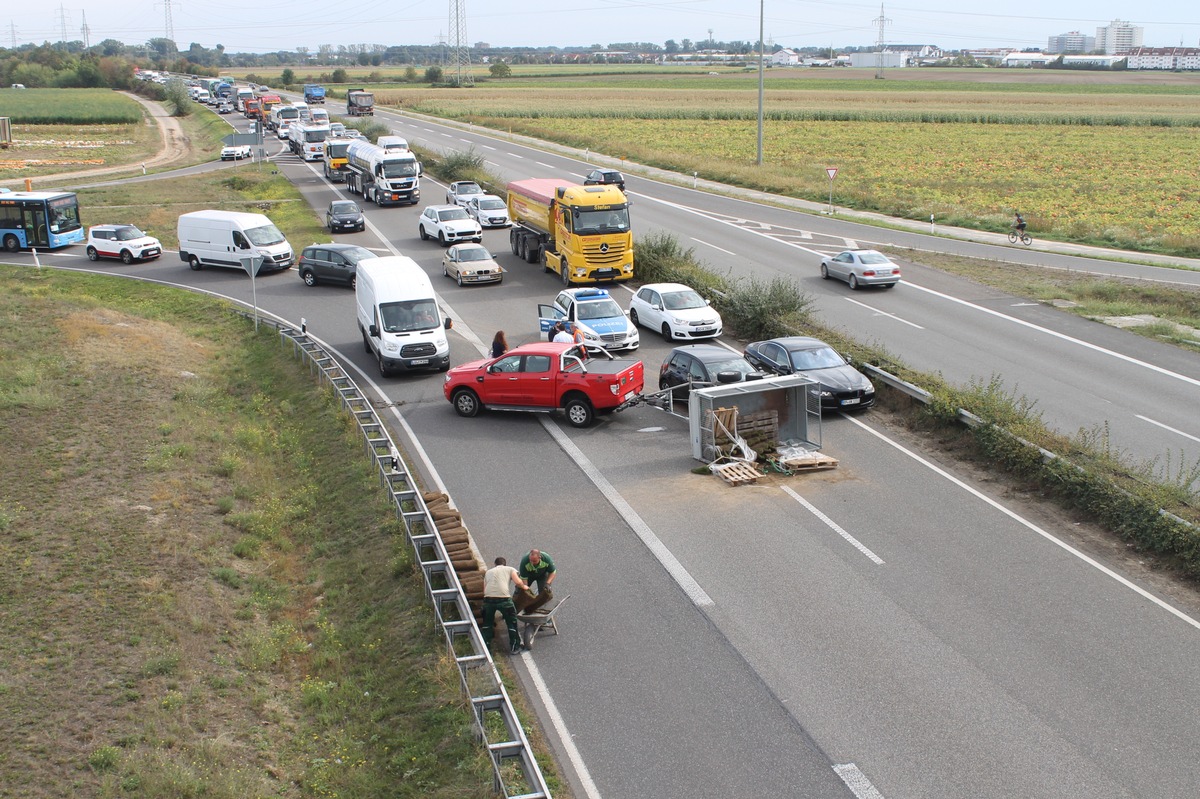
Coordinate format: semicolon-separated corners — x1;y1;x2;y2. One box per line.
326;200;365;233
659;344;764;399
583;168;626;192
743;337;875;411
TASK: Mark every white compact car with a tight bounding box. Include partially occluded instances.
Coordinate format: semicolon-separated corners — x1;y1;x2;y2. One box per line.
85;224;163;264
628;282;723;341
220;144;251;160
465;194;511;228
418;204;483;246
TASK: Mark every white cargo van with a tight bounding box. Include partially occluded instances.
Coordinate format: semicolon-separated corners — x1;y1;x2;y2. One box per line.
377;135;409;152
356;256;451;375
177;210;294;273
310;107;329;124
292;101;310;120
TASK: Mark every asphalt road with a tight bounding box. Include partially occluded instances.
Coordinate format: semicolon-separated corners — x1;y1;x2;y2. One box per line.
15;106;1200;798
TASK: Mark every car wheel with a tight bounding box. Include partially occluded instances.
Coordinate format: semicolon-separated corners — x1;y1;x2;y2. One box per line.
452;389;481;418
302;269;317;286
438;231;447;247
2;234;19;252
563;397;594;428
377;351;389;378
661;323;673;342
456;272;464;287
419;225;428;241
120;250;134;264
820;263;829;279
630;308;640;327
350;275;356;289
473;236;482;244
884;283;896;289
362;327;371;354
358;223;365;232
848;274;859;290
189;255;202;271
442;263;448;278
659;378;670;391
86;246;99;261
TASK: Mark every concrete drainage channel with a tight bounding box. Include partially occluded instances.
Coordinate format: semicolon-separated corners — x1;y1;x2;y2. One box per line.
275;324;552;799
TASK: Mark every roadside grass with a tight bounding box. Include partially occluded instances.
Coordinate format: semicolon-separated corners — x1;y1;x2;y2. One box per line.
0;266;498;798
75;168;327;251
886;248;1200;353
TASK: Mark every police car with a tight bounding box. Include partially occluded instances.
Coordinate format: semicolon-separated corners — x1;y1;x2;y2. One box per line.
537;288;640;353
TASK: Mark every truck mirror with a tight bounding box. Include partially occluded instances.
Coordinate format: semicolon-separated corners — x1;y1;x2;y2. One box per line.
368;324;379;338
443;317;452;330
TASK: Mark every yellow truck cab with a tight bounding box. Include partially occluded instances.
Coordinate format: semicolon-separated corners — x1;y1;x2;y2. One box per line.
507;178;633;286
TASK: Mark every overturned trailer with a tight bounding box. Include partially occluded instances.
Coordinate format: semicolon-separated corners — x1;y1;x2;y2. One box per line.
686;374;822;462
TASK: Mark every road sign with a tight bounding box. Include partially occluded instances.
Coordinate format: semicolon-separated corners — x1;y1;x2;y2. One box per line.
223;133;259;146
826;167;838;181
239;254;265;277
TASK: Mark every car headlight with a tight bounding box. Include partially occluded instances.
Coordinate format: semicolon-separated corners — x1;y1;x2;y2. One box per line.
669;316;687;326
383;341;399;353
583;331;598;341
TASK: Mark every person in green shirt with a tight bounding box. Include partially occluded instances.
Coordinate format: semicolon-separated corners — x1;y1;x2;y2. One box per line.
516;549;556;614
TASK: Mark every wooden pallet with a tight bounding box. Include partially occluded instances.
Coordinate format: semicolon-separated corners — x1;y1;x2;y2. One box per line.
780;454;840;472
711;461;761;486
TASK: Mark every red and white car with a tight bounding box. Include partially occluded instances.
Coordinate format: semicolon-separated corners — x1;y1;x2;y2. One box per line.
85;224;162;264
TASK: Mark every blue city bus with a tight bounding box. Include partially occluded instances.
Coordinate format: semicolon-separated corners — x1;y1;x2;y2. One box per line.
0;190;85;251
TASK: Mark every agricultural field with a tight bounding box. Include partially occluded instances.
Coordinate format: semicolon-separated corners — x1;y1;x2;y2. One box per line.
0;90;154;181
380;69;1200;255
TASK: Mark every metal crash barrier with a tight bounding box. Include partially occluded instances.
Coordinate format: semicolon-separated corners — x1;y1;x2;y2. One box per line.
275;324;551;799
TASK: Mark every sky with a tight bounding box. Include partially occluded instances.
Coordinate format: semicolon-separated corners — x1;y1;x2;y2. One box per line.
7;1;1200;55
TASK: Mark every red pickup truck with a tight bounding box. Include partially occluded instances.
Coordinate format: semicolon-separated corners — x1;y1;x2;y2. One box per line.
443;342;644;427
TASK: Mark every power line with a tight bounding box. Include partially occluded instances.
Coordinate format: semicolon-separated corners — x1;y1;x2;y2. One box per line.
448;0;472;86
80;10;90;49
873;3;892;79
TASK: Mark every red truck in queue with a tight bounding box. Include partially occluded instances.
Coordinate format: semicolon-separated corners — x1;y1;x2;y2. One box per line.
443;341;644;428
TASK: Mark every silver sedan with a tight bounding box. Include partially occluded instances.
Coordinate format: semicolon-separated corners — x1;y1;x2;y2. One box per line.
442;243;505;286
820;249;901;289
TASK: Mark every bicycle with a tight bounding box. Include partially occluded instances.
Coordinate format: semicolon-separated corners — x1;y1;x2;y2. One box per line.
1008;226;1032;246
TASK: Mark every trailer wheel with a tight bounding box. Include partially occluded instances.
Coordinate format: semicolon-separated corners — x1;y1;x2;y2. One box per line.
525;242;540;265
563;396;594;428
510;230;520;256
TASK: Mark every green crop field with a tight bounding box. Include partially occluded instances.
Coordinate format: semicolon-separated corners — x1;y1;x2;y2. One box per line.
0;88;143;124
380;70;1200;255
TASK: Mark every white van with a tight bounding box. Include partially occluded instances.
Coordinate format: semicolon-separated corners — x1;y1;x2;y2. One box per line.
292;101;310;120
356;256;451;375
310;107;329;124
377;135;409;153
195;89;211;103
177;210;294;273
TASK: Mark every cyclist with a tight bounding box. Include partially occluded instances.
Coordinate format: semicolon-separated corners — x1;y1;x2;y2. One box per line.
1014;212;1026;234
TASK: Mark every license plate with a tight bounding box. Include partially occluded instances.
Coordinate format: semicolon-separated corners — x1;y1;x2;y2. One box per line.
623;390;636;402
146;249;160;256
840;398;861;406
693;326;713;332
410;358;429;365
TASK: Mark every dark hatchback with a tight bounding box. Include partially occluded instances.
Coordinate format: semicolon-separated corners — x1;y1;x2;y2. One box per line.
583;168;626;192
326;200;365;233
659;344;764;399
743;336;875;411
297;243;378;288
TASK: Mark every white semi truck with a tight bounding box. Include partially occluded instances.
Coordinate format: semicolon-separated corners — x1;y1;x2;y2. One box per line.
344;140;422;206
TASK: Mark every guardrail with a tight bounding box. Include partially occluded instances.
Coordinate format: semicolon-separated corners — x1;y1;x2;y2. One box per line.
274;322;552;799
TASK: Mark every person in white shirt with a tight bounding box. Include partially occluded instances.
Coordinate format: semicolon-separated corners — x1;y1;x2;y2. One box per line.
482;556;530;653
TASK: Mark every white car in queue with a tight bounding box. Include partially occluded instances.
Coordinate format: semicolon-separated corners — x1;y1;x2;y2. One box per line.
628;282;723;342
418;204;483;247
442;243;504;286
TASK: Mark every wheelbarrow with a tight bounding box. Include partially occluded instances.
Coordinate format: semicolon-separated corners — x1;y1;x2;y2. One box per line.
517;594;571;650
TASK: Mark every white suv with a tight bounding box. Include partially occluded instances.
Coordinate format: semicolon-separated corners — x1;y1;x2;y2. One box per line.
628;282;723;341
418;205;483;246
85;224;162;264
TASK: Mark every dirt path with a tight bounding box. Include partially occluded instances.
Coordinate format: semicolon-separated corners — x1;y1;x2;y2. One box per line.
0;92;190;189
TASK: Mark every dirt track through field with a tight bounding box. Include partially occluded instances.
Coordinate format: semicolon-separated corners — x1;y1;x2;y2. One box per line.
0;92;187;189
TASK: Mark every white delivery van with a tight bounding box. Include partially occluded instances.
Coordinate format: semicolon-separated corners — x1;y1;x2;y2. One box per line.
177;210;294;273
310;107;329;124
292;101;310;120
377;135;409;152
356;256;451;375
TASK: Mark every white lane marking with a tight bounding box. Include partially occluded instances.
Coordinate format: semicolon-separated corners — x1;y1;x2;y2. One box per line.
691;237;736;257
843;239;859;249
540;417;715;607
511;153;524;159
480;144;496;150
458;138;473;144
843;297;924;329
798;230;813;239
441;131;454;137
536;161;556;169
781;487;885;564
1136;414;1200;444
834;763;886;799
902;281;1200;389
518;652;604;799
844;414;1200;632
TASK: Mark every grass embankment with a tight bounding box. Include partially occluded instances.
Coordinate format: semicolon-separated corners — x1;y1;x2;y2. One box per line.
0;266;497;798
382;72;1200;256
76;168;327;251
